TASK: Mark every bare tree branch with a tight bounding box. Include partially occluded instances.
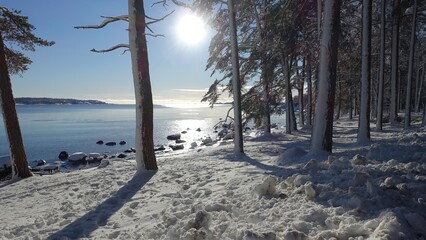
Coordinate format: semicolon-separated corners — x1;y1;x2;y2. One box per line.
90;44;129;53
75;15;128;29
146;10;175;25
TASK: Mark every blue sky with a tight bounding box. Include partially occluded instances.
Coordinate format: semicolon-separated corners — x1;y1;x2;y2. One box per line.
3;0;216;106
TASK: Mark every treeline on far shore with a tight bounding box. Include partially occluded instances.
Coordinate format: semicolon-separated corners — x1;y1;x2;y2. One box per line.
15;97;107;105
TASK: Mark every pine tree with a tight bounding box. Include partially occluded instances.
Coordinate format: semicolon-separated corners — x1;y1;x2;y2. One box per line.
0;7;54;180
310;0;342;154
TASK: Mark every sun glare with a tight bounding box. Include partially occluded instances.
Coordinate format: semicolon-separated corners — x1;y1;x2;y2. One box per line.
176;13;206;46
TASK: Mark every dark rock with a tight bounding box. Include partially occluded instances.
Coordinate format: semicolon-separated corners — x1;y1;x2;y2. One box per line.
169;144;184;151
68;152;87;164
181;131;187;134
154;145;166;151
96;140;104;145
117;153;127;159
119;141;126;145
124;149;133;153
130;148;136;153
58;151;69;161
196;128;201;132
167;133;181;141
105;142;116;146
223;132;234;140
271;123;278;129
176;139;186;144
218;129;228;138
36;159;47;166
41;165;59;174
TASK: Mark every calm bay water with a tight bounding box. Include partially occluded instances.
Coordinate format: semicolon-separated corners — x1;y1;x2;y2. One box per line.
0;104;230;165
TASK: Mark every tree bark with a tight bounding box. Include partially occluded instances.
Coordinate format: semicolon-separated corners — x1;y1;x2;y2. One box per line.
227;0;244;155
404;0;417;129
0;31;32;179
390;0;400;123
128;0;157;171
310;0;341;154
307;57;313;126
357;0;372;143
376;0;386;131
282;52;292;134
298;58;305;127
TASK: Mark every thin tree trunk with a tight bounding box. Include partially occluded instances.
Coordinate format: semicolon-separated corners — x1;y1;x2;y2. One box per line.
310;0;341;154
336;76;341;120
390;0;400;123
349;87;353;119
307;57;313;126
376;0;386;130
128;0;157;171
282;52;292;134
417;65;425;112
358;0;372;143
414;66;421;113
299;58;305;127
0;31;32;179
404;0;417;129
262;65;272;134
227;0;244;155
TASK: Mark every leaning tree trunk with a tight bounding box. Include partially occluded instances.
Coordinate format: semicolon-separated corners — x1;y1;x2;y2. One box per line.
0;31;32;179
390;0;400;123
227;0;244;155
357;0;372;143
404;0;417;129
310;0;341;154
376;0;386;131
128;0;157;171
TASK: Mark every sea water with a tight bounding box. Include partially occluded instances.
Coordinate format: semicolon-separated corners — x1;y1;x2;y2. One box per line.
0;104;232;165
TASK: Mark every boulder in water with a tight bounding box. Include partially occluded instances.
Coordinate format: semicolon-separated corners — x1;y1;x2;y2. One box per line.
58;151;69;161
105;142;116;146
169;144;184;151
68;152;87;163
119;141;126;145
167;133;181;141
96;140;104;145
36;159;47;166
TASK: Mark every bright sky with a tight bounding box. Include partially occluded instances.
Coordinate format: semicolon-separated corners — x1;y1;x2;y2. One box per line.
2;0;216;106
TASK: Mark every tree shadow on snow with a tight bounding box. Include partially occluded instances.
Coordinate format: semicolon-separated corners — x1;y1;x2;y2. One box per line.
47;172;155;240
221;152;294;178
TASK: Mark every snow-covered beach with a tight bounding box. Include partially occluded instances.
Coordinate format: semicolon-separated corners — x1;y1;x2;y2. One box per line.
1;117;425;240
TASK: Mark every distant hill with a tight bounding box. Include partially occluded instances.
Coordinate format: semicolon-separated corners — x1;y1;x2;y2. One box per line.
15;97;107;105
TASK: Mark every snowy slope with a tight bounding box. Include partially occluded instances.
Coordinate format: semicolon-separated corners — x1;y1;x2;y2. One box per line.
0;118;425;239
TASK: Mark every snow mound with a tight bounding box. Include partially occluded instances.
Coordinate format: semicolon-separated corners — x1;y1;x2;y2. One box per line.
277;147;308;165
253;176;278;197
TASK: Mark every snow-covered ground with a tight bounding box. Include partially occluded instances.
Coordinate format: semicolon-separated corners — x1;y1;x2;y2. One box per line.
0;118;425;240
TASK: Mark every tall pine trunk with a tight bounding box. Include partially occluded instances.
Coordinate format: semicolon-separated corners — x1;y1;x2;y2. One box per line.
357;0;372;143
310;0;341;154
390;0;400;123
227;0;244;155
376;0;386;131
404;0;417;129
128;0;157;171
0;31;32;179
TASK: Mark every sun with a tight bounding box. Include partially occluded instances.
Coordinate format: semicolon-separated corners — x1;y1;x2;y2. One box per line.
176;13;206;46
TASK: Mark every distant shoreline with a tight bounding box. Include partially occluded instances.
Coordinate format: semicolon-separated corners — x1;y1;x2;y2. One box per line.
15;97;107;105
